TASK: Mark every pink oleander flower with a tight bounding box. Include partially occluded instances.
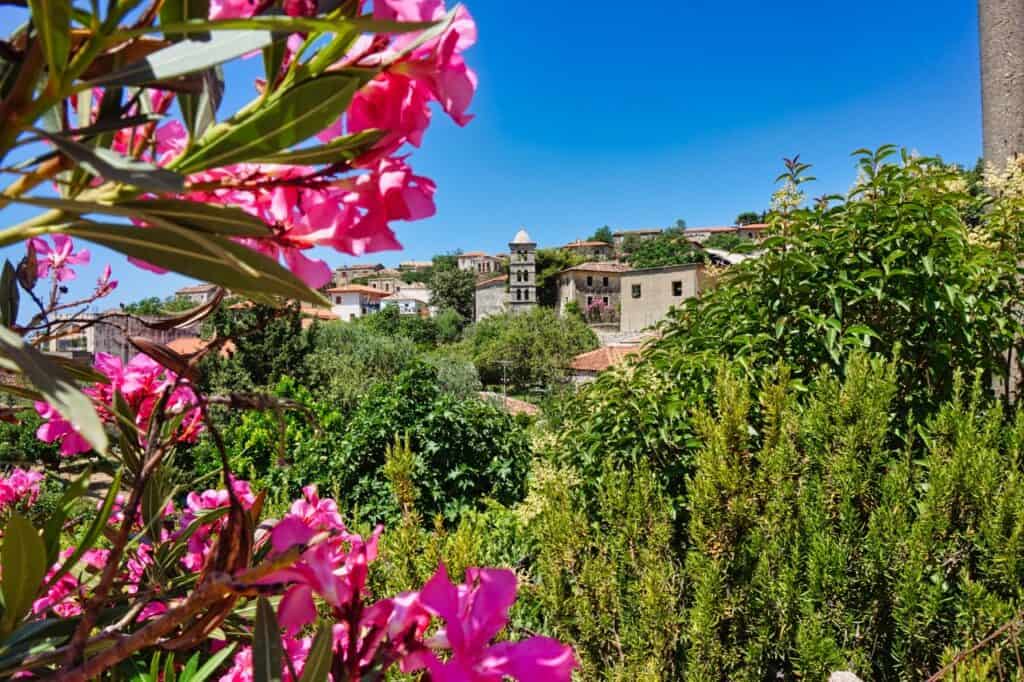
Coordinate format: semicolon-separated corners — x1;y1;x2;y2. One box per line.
34;352;204;456
0;468;44;513
94;264;118;298
264;487;382;634
401;564;578;682
34;402;91;456
28;235;90;283
178;478;257;572
32;548;109;618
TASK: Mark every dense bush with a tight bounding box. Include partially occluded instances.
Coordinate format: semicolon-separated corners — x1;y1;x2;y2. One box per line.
627;228;707;268
194;363;531;525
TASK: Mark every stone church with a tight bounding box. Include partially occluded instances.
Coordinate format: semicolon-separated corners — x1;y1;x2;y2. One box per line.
474;229;536;321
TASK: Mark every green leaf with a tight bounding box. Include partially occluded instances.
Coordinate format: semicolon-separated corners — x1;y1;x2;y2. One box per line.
296;627;333;682
1;514;47;632
189;642;237;682
0;261;18;328
27;0;71;81
12;196;272;238
86;28;277;88
34;129;185;193
41;467;91;565
43;469;123;592
175;73;364;174
0;327;107;454
25;222;325;304
250;129;382;165
161;0;210;41
180;67;224;140
253;597;283;682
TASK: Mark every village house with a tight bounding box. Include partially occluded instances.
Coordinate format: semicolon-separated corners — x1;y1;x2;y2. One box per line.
381;293;429;316
457;252;503;275
612;228;662;248
398;260;433;272
685;223;770;243
561;239;615;260
474;274;507;321
332;263;384;286
365;269;404;293
557;262;632;322
619;262;708;333
327;285;390;321
174;283;220;305
43;311;202;362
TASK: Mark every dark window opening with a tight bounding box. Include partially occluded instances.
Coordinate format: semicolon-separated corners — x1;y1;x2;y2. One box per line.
631;284;641;298
672;281;683;297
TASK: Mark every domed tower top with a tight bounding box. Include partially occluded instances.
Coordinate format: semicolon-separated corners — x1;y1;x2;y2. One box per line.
511;228;535;245
508;228;536;313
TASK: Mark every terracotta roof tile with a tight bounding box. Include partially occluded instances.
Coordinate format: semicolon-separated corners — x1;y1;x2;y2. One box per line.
560;262;633;274
569;345;640;372
326;285;391;297
475;274;508;289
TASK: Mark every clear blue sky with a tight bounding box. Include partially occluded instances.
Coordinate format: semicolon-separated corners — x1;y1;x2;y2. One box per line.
0;0;983;305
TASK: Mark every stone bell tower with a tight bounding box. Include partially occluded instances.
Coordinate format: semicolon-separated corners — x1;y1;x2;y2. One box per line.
507;228;536;314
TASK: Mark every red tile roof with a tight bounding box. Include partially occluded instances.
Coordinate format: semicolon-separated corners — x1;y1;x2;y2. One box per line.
569;345;641;373
688;223;770;234
478;392;540;416
166;336;236;357
560;262;633;274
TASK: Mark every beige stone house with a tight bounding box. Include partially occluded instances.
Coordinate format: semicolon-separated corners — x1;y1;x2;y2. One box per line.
457;252;503;275
612;228;662;248
474;275;507;321
619;263;708;332
175;283;221;305
333;263;384;286
44;311;202;362
561;239;614;260
557;262;632;322
365;269;404;294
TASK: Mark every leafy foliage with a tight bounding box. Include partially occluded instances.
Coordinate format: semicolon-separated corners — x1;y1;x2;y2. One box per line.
535;248;584;308
460;307;598;392
702;231;752;251
627;228;706;268
121;296;198;315
429;266;476;320
589;226;614;244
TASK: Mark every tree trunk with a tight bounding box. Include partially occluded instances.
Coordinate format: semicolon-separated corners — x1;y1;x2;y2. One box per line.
979;0;1024;169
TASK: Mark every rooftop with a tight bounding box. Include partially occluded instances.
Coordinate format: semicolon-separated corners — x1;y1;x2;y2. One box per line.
459;251;493;258
569;345;641;373
175;283;219;294
166;336;236;357
326;285;392;297
511;228;534;245
334;263;384;271
563;240;613;249
613;228;663;236
476;274;508;289
478;392;540;416
687;223;770;234
560;261;633;274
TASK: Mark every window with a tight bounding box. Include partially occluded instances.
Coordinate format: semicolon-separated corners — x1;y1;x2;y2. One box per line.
672;281;683;297
586;295;593;306
516;289;522;301
586;276;593;287
602;276;609;287
602;296;609;305
631;284;642;299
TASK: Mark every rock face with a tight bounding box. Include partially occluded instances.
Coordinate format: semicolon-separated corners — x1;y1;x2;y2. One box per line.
829;673;863;682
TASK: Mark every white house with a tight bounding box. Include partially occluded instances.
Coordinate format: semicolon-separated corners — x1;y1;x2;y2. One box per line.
175;283;221;304
326;285;390;321
381;293;429;316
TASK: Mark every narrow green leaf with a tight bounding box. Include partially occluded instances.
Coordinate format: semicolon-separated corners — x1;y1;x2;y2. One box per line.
250;129;382;165
42;467;91;565
34;129;185;193
27;0;71;80
53;222;325;304
190;642;237;682
296;627;333;682
175;73;364;173
13;196;272;238
43;469;123;592
253;597;283;682
86;28;277;89
1;514;47;632
161;0;210;41
0;327;107;454
181;67;223;140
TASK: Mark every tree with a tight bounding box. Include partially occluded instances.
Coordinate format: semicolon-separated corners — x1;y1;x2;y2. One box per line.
589;225;614;244
121;295;196;315
461;307;598;392
627;228;705;268
734;211;763;225
674;218;687;229
979;0;1024;168
703;232;751;251
535;247;585;307
429;266;476;320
